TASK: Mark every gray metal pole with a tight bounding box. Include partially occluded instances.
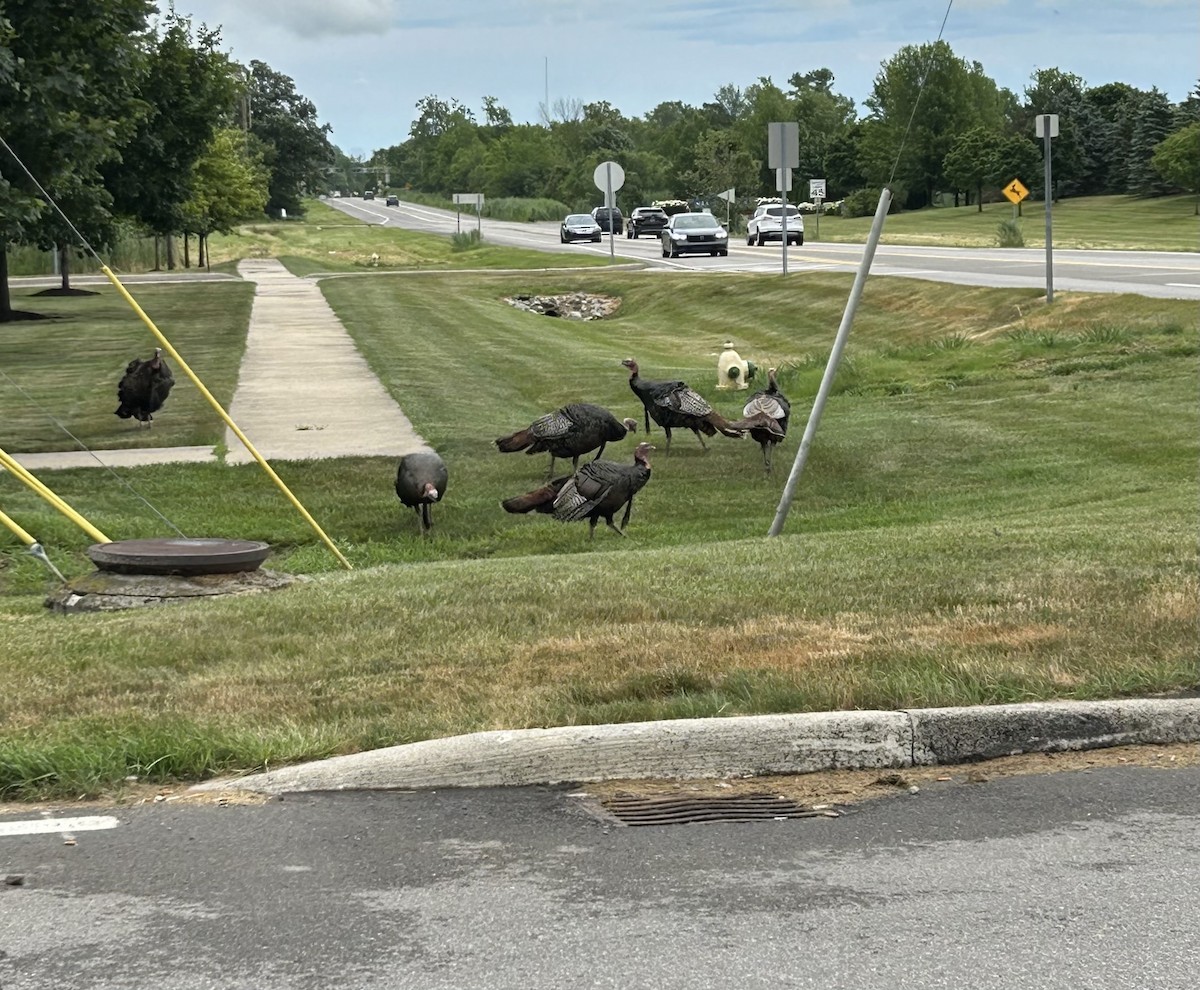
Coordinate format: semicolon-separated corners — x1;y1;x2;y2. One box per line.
781;174;789;277
1043;115;1054;303
606;166;615;262
768;187;893;538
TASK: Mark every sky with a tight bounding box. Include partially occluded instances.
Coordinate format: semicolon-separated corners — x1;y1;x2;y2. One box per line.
176;0;1199;158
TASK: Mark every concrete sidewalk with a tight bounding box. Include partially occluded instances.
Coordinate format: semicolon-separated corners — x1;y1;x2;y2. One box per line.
224;259;429;464
195;697;1200;795
12;259;429;472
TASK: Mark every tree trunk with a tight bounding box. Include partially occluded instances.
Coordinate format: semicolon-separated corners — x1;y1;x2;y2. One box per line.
58;243;71;291
166;234;176;271
201;233;210;272
0;245;11;322
183;232;190;268
154;235;161;271
976;184;983;213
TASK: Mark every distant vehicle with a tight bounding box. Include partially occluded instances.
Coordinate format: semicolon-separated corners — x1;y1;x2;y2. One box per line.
332;190;342;198
661;212;729;258
747;204;803;246
560;213;603;243
363;190;375;200
591;206;624;235
385;195;399;206
626;207;669;239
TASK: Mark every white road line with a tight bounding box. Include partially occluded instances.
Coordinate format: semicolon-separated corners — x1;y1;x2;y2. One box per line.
0;815;120;837
1165;282;1200;288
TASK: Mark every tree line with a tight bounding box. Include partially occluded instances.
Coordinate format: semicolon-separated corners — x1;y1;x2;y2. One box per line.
358;43;1200;219
0;2;335;321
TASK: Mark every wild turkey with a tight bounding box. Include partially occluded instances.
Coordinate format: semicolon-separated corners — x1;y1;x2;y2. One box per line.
115;347;174;427
395;450;448;534
741;367;791;471
501;441;655;539
495;403;638;477
621;357;781;455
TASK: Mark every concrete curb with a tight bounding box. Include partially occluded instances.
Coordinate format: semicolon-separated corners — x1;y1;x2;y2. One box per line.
193;698;1200;796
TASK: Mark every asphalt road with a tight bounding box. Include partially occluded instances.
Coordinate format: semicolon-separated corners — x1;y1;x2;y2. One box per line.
325;195;1200;300
2;763;1198;989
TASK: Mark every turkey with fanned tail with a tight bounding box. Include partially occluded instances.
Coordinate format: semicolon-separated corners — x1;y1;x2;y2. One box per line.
741;367;791;471
501;442;655;539
622;358;781;455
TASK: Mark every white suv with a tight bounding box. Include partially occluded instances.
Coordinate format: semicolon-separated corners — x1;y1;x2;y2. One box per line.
747;204;804;246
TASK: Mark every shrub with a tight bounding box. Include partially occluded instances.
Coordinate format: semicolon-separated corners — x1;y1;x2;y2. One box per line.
996;218;1025;247
450;229;482;252
841;188;893;218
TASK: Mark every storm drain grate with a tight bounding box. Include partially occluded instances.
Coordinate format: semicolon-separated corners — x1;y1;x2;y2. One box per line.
600;793;837;827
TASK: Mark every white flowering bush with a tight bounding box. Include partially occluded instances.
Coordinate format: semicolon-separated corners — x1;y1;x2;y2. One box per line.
653;199;690;216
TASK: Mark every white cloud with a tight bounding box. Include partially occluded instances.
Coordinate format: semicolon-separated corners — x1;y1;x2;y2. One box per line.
253;0;395;38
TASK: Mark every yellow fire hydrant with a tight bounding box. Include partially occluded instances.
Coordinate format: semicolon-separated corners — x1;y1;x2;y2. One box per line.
716;341;754;390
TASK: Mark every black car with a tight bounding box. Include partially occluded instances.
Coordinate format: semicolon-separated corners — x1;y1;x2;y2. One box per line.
627;206;669;238
363;190;375;200
591;206;624;235
385;195;399;206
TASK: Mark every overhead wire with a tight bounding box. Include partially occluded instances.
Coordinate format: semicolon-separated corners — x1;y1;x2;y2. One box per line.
0;131;353;570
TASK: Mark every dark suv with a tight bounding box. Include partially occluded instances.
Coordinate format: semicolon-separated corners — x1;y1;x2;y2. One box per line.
591;206;624;235
627;206;669;239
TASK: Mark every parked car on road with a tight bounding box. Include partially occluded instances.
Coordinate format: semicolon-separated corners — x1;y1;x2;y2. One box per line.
591;206;624;235
561;214;603;243
747;204;803;246
660;212;729;258
385;195;399;206
626;206;669;239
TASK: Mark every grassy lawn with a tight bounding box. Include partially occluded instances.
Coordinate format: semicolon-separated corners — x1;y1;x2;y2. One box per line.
1;265;1196;799
813;193;1200;251
205;198;610;276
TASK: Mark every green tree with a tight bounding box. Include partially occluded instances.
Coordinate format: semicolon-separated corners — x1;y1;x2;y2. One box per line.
0;0;154;318
862;41;1005;208
1022;68;1093;199
105;11;238;272
1152;123;1200;213
680;130;759;209
787;68;857;193
1126;88;1175;197
245;60;334;216
943;126;1005;210
182;128;270;266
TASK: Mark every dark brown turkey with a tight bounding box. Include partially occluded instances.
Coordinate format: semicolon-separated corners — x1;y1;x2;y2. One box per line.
115;347;175;427
501;441;655;539
495;402;638;477
395;450;448;534
741;367;791;471
622;357;781;455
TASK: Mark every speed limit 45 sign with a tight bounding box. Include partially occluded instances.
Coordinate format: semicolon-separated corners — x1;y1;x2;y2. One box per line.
809;178;827;199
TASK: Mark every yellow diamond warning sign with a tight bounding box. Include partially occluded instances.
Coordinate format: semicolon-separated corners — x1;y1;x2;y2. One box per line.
1003;179;1029;204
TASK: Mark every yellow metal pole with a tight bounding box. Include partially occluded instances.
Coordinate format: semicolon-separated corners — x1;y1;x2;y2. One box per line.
0;447;111;543
99;265;353;570
0;504;68;583
0;504;37;546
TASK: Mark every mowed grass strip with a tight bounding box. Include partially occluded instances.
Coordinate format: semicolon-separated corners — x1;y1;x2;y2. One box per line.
205;197;611;276
815;193;1200;251
0;270;1196;798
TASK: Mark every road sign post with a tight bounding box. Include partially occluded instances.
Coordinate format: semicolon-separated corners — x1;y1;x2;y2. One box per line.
809;178;826;241
453;193;485;236
717;188;736;231
768;124;800;276
593;161;625;262
1036;114;1059;303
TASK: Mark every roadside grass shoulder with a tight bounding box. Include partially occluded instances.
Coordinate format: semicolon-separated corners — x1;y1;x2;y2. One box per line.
0;270;1195;798
815;193;1200;251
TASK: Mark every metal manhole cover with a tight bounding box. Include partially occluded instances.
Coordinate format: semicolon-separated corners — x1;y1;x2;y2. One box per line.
600;793;839;827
